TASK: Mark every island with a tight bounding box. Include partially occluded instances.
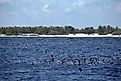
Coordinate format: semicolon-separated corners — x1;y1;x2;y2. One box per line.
0;25;121;37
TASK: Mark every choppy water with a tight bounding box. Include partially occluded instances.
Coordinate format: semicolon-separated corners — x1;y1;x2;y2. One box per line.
0;37;121;81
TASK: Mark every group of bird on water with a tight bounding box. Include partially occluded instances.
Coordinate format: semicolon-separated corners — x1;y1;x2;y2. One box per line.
44;54;121;72
44;54;121;65
0;53;121;72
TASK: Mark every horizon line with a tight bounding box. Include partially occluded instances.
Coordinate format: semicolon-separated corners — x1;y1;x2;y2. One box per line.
0;24;120;28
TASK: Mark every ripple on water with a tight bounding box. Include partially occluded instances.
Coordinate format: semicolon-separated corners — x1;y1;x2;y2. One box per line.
0;38;121;81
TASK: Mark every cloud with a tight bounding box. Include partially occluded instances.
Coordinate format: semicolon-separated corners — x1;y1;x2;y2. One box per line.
65;7;74;12
0;0;121;27
0;0;12;5
42;4;49;12
64;0;98;12
72;0;85;7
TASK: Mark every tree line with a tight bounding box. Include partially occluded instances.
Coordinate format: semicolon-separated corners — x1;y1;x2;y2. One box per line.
0;25;121;35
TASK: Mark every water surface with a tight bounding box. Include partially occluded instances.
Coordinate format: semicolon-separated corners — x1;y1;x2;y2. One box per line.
0;37;121;81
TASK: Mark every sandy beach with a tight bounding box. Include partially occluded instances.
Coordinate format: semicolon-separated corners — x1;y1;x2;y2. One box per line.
0;34;121;37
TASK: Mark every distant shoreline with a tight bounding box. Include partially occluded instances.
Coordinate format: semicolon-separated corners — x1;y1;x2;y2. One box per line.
0;34;121;38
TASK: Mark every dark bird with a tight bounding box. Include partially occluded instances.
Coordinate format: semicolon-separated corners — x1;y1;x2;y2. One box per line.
79;67;82;72
44;55;54;64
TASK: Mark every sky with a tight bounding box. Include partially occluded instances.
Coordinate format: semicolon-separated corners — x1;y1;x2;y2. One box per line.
0;0;121;28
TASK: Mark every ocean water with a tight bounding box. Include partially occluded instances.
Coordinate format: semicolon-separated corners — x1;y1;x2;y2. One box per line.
0;37;121;81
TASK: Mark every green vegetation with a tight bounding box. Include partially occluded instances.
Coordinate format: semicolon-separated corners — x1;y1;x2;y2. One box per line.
0;25;121;35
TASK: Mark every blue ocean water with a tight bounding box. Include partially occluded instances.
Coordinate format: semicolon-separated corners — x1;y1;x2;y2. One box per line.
0;37;121;81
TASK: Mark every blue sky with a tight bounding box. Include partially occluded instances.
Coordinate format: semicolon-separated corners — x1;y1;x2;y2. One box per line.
0;0;121;28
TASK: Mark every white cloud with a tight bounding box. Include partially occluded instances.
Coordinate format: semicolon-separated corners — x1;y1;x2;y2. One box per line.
42;4;49;12
72;0;85;7
65;7;74;12
64;0;85;12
